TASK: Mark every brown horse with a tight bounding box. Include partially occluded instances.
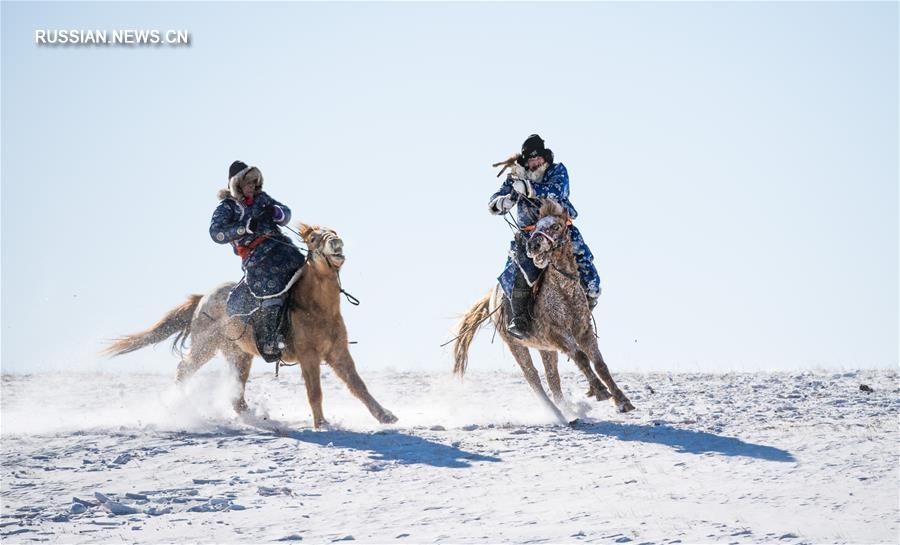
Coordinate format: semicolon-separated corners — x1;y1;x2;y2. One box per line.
104;224;397;428
452;200;634;424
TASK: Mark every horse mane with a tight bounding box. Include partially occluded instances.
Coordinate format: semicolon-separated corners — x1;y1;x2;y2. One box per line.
539;199;566;219
297;222;319;242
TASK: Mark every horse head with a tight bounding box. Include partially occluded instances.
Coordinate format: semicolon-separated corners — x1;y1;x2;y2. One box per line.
298;223;345;270
525;199;570;269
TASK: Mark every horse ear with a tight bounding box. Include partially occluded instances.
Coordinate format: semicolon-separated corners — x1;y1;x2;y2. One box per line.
297;222;314;241
539;198;563;218
538;199;551;217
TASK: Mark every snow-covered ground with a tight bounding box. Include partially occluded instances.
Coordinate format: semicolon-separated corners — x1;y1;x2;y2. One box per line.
1;367;897;544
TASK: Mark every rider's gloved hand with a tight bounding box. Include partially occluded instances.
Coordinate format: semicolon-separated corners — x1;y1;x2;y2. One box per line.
511;178;534;198
271;205;285;223
250;200;271;218
488;194;516;215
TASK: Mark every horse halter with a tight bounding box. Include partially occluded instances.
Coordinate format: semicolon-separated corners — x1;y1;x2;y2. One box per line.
530;228;559;246
315;231;344;269
527;217;572;249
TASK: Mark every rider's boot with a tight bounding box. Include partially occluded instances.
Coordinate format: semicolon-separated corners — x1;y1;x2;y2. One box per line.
507;270;533;339
251;302;285;363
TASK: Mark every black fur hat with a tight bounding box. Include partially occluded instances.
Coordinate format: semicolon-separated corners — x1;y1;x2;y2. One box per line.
517;134;554;166
218;161;263;200
229;160;249;180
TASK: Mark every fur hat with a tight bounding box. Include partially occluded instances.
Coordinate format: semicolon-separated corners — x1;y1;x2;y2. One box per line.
229;160;248;179
516;134;554;167
218;161;264;200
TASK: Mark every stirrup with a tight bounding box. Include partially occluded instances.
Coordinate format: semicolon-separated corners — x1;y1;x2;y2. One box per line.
257;332;284;363
507;316;530;339
259;345;282;363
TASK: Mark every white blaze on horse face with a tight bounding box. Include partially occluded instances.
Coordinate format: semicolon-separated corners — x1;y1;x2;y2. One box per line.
317;231;345;268
327;238;343;257
526;216;562;265
534;216;558;232
526;234;552;265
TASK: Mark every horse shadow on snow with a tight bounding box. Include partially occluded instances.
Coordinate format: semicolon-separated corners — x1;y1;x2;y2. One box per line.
284;429;501;469
575;421;795;462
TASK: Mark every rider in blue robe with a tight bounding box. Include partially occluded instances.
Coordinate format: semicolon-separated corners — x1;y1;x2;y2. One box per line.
209;161;305;362
488;135;601;338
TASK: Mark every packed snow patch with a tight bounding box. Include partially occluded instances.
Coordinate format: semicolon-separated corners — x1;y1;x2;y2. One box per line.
1;368;897;543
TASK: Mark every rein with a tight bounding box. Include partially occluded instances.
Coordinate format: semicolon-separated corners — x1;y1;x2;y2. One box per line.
337;272;360;306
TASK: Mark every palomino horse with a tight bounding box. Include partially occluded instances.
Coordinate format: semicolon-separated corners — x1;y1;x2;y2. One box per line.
105;224;397;428
452;200;634;423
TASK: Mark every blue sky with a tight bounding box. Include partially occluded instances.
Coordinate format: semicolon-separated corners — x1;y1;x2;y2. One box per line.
2;2;897;374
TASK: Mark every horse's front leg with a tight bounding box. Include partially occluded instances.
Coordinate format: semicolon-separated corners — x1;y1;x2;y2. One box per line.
582;341;634;413
297;356;327;429
550;333;611;402
508;344;568;424
570;350;612;402
538;350;565;404
326;348;397;424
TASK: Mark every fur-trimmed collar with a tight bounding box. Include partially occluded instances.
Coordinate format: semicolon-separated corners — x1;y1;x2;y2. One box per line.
512;162;550;184
217;166;264;200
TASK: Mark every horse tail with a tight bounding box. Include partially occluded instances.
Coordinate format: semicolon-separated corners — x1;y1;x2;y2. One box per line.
452;290;493;377
103;294;203;358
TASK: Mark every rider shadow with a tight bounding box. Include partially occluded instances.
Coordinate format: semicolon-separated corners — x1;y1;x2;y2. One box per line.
575;421;795;463
283;428;502;469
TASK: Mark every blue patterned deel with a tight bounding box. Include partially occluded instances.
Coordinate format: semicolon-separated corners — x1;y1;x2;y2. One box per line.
490;163;601;301
209;191;305;318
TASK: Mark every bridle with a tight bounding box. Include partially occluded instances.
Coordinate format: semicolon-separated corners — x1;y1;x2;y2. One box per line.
526;217;572;250
530;228;559;246
306;230;359;306
528;219;581;285
309;231;343;269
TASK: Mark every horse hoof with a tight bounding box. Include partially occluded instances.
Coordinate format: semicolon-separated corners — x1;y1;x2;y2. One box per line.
378;411;398;424
568;418;580;428
233;400;249;413
617;399;636;413
587;386;612;401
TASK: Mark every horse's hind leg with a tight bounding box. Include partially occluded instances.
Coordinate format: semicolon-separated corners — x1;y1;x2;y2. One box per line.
175;335;216;384
508;344;567;424
222;346;253;413
175;312;221;383
538;350;565;404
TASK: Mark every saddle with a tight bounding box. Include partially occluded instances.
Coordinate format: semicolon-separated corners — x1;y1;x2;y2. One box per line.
226;279;293;363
